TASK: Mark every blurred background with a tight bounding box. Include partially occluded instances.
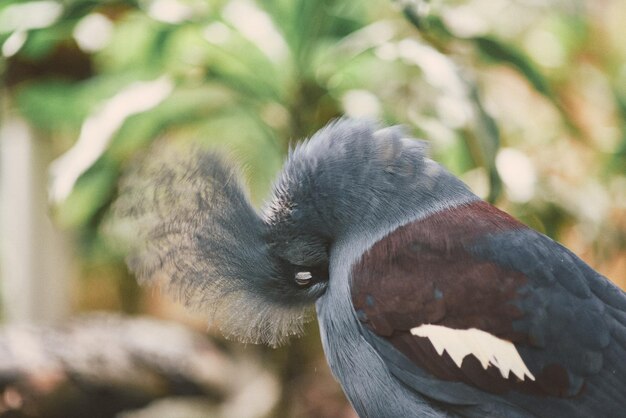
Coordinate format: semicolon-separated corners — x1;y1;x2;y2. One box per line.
0;0;624;417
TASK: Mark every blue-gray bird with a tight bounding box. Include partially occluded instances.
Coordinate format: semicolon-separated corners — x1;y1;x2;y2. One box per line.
113;119;626;417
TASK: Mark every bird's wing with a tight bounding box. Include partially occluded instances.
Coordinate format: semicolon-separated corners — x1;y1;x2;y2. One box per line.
351;200;626;417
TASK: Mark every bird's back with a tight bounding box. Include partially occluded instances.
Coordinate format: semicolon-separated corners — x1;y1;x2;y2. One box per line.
345;200;626;417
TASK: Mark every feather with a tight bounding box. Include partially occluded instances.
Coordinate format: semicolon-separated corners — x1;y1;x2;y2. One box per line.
410;324;535;381
107;143;313;346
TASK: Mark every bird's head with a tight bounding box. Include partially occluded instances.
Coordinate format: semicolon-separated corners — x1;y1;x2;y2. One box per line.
111;118;441;346
264;117;435;247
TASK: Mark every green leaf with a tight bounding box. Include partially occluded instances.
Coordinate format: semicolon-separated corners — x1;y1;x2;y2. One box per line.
473;36;553;98
97;12;168;73
466;84;502;203
55;158;119;228
187;110;284;202
107;84;236;159
16;80;87;130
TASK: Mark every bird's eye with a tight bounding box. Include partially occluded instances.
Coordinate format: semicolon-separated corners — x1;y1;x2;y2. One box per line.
295;271;312;286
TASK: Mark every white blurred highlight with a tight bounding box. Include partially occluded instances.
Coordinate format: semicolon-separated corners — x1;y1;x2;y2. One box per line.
496;148;537;202
0;1;63;33
342;90;382;118
436;95;471;128
524;29;565;68
574;182;610;225
398;39;473;128
204;22;231;45
461;167;490;199
73;13;114;53
2;30;27;57
221;360;280;418
398;40;467;97
223;0;288;62
148;0;193;24
49;77;175;204
335;21;395;57
375;42;398;61
442;5;489;37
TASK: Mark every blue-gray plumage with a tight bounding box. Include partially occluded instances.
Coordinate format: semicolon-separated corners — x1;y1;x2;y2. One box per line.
112;119;626;417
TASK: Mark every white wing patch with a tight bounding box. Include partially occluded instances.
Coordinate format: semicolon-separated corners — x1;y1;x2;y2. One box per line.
410;324;535;381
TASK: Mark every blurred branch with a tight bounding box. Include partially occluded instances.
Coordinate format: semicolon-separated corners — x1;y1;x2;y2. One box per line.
466;84;503;203
471;36;581;138
0;314;279;418
396;0;454;48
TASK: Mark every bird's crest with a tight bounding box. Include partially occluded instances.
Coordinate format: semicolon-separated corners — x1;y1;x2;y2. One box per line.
107;143;314;346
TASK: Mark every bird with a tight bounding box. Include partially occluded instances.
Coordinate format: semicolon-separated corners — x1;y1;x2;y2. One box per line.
111;118;626;417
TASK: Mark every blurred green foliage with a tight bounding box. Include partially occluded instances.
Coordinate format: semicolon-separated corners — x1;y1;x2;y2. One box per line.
1;0;624;290
1;0;625;415
0;0;624;316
